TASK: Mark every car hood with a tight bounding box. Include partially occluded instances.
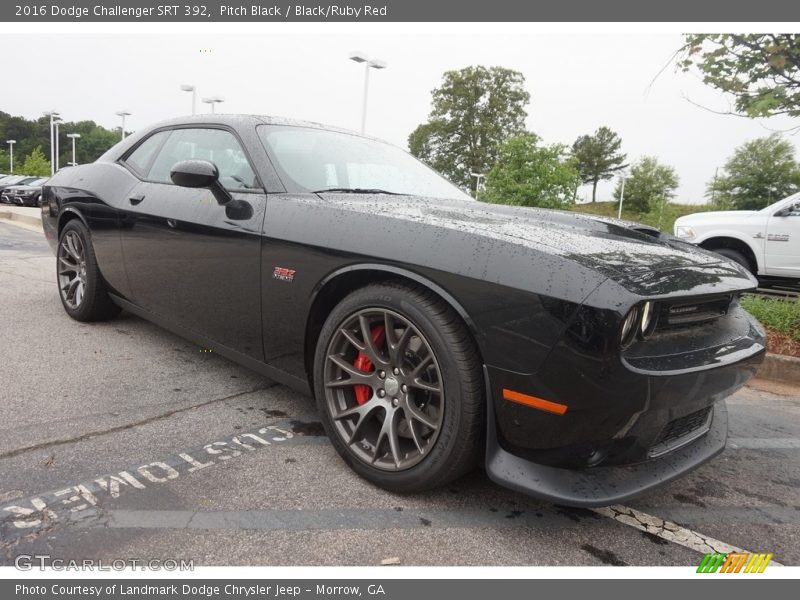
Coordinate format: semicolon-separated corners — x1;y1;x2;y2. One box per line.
677;210;759;225
317;193;723;277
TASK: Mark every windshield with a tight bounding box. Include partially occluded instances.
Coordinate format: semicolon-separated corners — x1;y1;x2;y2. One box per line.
760;191;800;213
258;125;472;201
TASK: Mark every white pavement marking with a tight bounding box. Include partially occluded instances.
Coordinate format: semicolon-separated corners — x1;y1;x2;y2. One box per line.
728;437;800;449
0;423;300;532
593;505;784;566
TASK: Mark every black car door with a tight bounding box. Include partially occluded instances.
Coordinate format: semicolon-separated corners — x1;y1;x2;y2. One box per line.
119;126;267;360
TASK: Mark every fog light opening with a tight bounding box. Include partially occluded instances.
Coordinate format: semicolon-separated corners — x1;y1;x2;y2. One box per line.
586;449;607;467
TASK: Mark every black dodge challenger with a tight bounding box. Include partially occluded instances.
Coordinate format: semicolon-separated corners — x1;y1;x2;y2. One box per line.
42;115;765;506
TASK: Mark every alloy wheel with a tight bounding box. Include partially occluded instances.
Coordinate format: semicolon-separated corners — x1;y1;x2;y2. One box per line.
58;230;87;310
323;308;445;471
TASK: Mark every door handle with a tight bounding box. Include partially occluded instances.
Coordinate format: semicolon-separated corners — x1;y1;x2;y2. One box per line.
128;194;145;206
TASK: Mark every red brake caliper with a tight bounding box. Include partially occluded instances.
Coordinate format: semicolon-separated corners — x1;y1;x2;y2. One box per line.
353;325;386;405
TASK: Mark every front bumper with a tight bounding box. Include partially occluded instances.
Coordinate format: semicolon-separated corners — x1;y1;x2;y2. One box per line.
484;361;730;507
482;313;764;506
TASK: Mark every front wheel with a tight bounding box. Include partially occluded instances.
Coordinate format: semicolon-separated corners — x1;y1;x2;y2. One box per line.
313;282;483;492
714;248;754;275
57;219;121;321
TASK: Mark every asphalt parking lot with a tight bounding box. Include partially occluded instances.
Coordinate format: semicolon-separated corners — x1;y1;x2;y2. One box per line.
0;219;798;567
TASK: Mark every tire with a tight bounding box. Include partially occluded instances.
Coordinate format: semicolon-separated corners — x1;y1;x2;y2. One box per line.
313;282;483;492
56;219;121;322
715;248;754;274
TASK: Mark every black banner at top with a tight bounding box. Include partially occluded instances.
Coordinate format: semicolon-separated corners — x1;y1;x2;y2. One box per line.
3;0;800;22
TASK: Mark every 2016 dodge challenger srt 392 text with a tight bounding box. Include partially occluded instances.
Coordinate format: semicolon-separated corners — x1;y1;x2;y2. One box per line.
41;115;765;506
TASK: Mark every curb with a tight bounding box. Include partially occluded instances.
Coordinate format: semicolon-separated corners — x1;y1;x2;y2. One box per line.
0;210;43;231
756;353;800;386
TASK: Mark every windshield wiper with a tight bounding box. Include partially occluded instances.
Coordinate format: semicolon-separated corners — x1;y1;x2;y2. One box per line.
312;187;401;195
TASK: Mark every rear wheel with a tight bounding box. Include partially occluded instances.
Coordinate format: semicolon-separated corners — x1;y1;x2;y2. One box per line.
57;219;121;321
313;282;483;492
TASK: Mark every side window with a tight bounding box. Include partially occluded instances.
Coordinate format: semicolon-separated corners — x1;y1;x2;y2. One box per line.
123;131;169;176
147;128;257;191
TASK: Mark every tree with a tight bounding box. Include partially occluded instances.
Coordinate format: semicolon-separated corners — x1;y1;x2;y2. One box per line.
0;111;120;170
408;66;530;192
18;146;51;177
680;34;800;119
0;148;9;173
615;156;679;213
572;127;627;202
707;135;800;210
484;134;579;209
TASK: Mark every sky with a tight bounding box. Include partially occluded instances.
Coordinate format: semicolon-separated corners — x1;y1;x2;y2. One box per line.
7;31;799;203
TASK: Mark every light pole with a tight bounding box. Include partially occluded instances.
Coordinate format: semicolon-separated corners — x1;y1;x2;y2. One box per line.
617;176;627;219
115;110;131;140
67;133;81;166
202;96;224;114
53;119;64;172
180;84;197;115
6;140;15;174
348;51;387;134
43;110;59;175
470;172;485;200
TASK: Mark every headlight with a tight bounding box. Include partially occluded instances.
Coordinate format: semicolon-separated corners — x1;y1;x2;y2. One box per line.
619;307;639;348
675;225;696;240
639;301;657;338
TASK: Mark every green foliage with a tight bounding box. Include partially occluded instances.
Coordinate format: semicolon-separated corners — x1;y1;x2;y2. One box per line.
614;156;679;213
0;111;119;171
572;126;627;202
483;134;579;208
0;148;9;173
18;146;51;177
408;65;530;192
571;200;711;234
741;296;800;342
680;34;800;118
707;134;800;210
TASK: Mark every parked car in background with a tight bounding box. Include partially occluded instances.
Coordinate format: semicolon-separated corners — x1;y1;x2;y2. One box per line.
675;192;800;283
2;177;49;206
0;176;41;202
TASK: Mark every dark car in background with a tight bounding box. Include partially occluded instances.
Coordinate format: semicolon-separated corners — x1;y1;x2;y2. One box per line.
41;115;765;506
0;176;41;203
2;177;49;206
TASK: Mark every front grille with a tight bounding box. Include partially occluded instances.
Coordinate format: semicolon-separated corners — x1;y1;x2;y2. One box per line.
658;295;732;328
649;406;713;458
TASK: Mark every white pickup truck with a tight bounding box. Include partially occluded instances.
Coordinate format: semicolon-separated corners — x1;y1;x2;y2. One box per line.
674;192;800;282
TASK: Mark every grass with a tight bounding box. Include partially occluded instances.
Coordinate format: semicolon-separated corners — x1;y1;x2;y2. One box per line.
570;201;713;233
740;296;800;343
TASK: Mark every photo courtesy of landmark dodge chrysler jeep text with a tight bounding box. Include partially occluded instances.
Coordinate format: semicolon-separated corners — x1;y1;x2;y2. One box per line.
41;115;765;506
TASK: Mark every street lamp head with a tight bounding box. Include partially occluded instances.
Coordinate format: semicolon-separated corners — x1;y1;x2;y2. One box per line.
180;84;195;92
6;140;15;144
66;133;81;139
115;110;132;117
349;50;369;63
368;59;387;70
202;96;224;104
43;110;60;117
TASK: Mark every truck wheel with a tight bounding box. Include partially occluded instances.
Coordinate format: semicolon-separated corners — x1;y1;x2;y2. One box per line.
715;248;754;275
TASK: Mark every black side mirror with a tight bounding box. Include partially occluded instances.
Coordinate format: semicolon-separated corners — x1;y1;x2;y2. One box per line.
170;159;232;206
776;202;800;217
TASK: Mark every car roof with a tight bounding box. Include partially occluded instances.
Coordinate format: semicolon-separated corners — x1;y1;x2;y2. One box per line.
141;114;376;139
102;114;388;163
